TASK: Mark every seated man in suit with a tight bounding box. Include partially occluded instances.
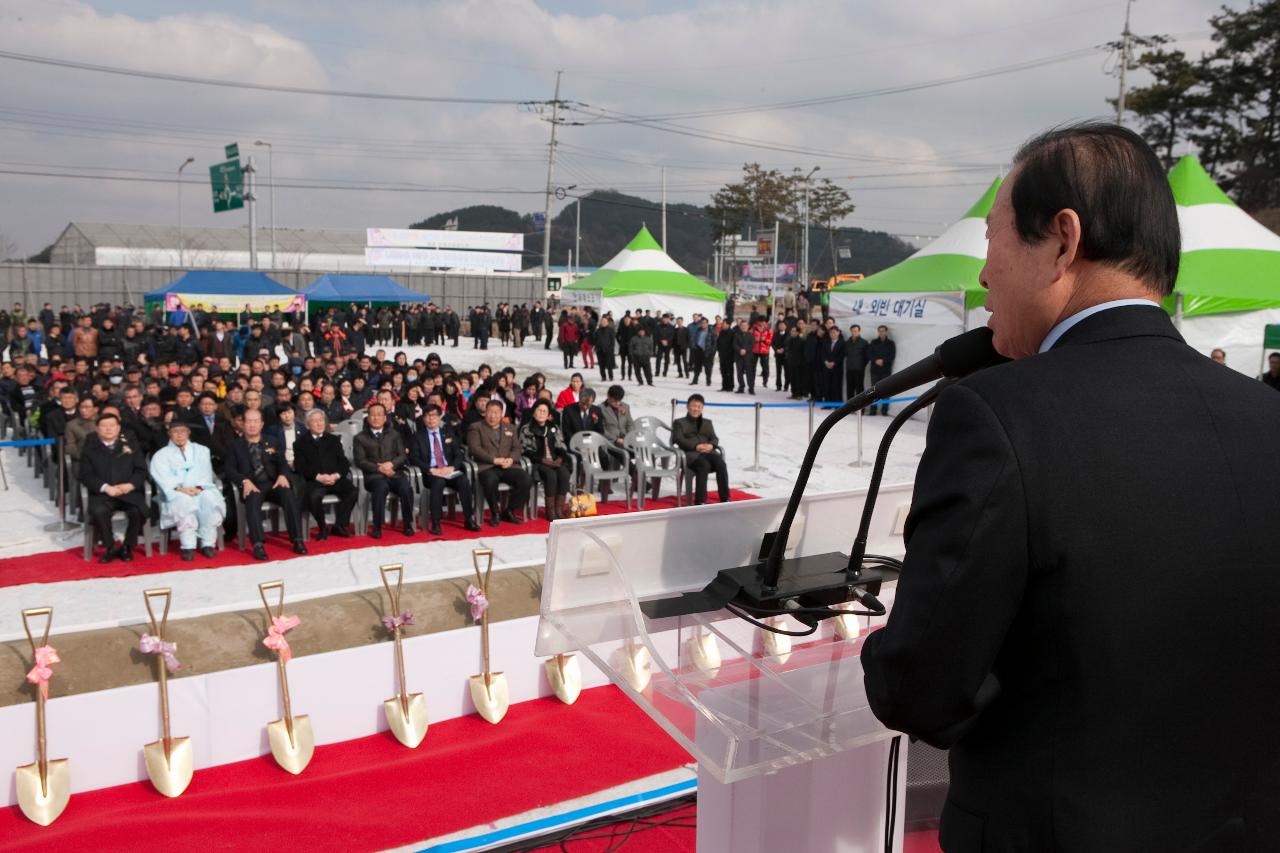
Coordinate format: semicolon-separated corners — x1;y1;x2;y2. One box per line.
466;399;530;527
560;386;605;443
409;403;481;536
353;402;415;539
79;411;147;563
226;407;307;560
671;394;730;505
293;408;358;539
149;419;225;561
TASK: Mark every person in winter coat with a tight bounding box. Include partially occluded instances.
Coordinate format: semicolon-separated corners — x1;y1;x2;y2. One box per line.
866;325;896;415
594;315;617;382
629;326;655;386
751;319;773;391
844;324;870;399
555;373;584;410
772;320;789;392
558;312;580;369
519;400;572;520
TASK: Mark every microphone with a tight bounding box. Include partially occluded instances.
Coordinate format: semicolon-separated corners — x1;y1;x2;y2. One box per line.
640;326;1007;623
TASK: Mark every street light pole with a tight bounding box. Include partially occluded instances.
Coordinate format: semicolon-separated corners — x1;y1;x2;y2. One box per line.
254;140;275;269
575;193;581;279
177;157;194;267
800;166;820;290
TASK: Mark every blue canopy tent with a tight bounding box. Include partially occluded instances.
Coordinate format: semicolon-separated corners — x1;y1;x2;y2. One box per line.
304;275;431;306
143;271;303;324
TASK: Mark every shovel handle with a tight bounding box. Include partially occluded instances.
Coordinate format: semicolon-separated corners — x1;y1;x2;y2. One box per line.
379;563;404;614
21;607;52;653
258;580;285;620
471;548;494;590
143;588;173;636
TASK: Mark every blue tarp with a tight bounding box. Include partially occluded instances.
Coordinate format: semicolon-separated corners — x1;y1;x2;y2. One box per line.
304;275;431;304
143;270;295;300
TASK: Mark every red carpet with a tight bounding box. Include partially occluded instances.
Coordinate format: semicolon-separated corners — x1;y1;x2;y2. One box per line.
0;489;756;588
0;685;693;852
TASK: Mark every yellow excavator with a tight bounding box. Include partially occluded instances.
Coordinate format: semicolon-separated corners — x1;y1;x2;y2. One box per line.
810;273;864;292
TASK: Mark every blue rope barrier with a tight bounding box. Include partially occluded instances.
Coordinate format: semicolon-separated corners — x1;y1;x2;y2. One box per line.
0;438;56;448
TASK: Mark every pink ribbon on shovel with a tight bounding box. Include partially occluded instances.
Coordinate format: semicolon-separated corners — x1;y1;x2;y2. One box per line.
25;645;60;699
263;615;301;663
381;611;415;632
466;585;488;621
139;634;182;673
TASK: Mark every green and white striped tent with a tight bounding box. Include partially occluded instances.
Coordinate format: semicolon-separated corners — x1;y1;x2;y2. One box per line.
561;226;725;320
827;178;1000;370
1167;155;1280;372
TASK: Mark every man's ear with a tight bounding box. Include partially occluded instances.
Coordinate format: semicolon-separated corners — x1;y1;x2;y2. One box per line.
1049;208;1083;280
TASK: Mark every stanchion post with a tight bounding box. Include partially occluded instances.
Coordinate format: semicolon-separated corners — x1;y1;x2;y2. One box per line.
745;401;764;471
43;438;80;533
670;398;676;426
807;400;815;440
849;407;869;467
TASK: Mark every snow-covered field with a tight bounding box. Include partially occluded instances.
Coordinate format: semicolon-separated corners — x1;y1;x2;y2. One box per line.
0;338;928;638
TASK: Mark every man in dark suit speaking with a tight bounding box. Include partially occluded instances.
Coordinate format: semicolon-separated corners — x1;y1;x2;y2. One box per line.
860;123;1280;852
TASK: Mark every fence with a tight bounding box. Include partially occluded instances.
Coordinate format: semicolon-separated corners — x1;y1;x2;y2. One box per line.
0;263;545;318
668;396;925;472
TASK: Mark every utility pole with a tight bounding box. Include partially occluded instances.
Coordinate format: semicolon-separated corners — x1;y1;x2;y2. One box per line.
244;156;258;270
800;166;819;291
255;140;275;268
177;157;194;267
1116;0;1135;125
575;196;581;280
540;71;563;299
661;166;667;251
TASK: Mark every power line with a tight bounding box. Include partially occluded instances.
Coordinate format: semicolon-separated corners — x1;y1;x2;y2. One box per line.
568;46;1104;125
0;49;542;105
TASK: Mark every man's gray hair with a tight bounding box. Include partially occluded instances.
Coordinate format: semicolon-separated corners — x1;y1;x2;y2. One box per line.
305;408;328;425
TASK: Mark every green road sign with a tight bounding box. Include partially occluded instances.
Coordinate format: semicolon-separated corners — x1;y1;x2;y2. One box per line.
225;142;239;159
1265;324;1280;350
209;159;244;213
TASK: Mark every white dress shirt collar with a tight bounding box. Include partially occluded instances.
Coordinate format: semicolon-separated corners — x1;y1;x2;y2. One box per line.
1038;299;1160;354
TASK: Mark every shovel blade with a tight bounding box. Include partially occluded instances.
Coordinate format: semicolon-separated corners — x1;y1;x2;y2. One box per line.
383;693;429;748
760;620;792;663
15;758;70;826
832;611;862;641
620;644;652;693
686;633;722;676
143;736;193;798
469;672;510;724
545;655;582;705
267;715;314;775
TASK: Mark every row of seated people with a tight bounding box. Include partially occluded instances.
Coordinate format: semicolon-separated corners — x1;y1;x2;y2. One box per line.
78;395;638;562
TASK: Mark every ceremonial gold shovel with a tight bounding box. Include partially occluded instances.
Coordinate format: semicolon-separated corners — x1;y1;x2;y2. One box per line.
686;627;721;676
467;549;509;724
141;588;193;797
259;581;314;775
831;604;863;641
15;607;70;826
544;652;582;705
379;564;428;748
760;617;793;663
619;640;652;693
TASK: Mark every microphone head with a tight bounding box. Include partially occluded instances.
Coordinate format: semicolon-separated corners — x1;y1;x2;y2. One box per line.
936;327;1010;379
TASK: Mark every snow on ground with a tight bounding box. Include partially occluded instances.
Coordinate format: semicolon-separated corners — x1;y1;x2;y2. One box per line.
0;338;930;638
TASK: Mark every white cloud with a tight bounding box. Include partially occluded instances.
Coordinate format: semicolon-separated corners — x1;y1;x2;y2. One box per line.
0;0;1228;255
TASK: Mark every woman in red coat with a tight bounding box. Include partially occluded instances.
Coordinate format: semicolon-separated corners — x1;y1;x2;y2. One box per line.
554;372;584;410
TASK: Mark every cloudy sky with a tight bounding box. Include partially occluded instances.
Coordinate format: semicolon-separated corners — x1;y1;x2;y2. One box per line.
0;0;1224;259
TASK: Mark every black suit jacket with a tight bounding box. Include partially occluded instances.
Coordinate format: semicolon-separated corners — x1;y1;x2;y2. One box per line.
861;306;1280;852
79;437;147;509
409;424;467;471
292;431;351;482
561;404;605;442
225;435;290;490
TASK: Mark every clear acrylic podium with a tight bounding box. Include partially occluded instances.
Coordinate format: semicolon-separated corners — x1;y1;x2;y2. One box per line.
536;485;914;852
